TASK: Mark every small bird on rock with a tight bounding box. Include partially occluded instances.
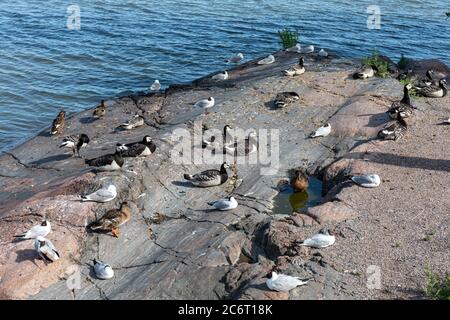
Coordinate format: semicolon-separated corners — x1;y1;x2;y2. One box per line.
298;229;335;248
35;236;60;262
257;54;275;65
81;184;117;203
208;196;238;211
266;271;311;292
310;123;331;138
50;110;65;135
15;220;51;240
59;134;90;157
120;114;145;130
93;100;107;118
351;174;381;188
93;259;114;280
90;202;131;238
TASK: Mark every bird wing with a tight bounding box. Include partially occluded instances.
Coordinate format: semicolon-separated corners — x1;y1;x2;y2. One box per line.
304;234;331;247
193;169;220;181
351;175;373;185
127;143;147;156
89;188;114;201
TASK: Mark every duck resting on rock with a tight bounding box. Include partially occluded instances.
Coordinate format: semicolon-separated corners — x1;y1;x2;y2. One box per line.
273;92;300;109
90;202;131;238
183;162;232;187
378;113;407;141
416;79;447;98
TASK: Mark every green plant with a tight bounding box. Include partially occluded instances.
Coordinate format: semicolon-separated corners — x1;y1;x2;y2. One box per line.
398;53;408;70
424;269;450;300
278;28;299;50
362;51;390;78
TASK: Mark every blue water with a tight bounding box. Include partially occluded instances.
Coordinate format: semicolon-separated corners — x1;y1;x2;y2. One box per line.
0;0;448;152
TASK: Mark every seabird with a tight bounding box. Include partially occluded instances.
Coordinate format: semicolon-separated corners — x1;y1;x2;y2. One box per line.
183;162;231;187
93;100;106;118
416;79;447;98
285;43;301;53
225;53;244;63
301;45;314;54
318;49;328;57
378;114;407;141
283;57;306;76
119;114;145;130
273;92;300;109
14;220;51;239
211;71;228;81
81;184;117;203
387;84;414;119
266;271;311;292
116;135;157;157
351;174;381;188
415;69;436;88
289;169;309;193
85;146;124;171
50;110;65;135
34;236;60;262
310;123;331;138
93;259;114;280
257;54;275;65
353;65;375;79
298;229;335;248
150;80;161;91
207;196;238;211
89;202;131;238
195;97;215;114
59;134;90;157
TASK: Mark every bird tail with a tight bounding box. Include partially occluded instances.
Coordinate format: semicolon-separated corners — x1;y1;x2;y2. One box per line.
13;234;26;238
183;174;193;180
207;201;216;206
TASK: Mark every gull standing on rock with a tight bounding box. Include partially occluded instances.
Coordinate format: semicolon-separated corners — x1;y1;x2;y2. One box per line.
208;196;238;211
257;54;275;65
298;229;335;248
351;174;381;188
15;221;51;239
195;97;215;114
35;236;60;262
81;184;117;203
59;134;90;157
310;123;331;138
225;53;244;63
150;80;161;91
93;259;114;280
211;71;228;81
266;272;311;292
285;43;301;53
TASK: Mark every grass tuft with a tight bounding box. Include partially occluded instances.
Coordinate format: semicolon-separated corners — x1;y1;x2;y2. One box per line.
399;78;418;97
424;269;450;300
278;28;299;50
362;51;390;78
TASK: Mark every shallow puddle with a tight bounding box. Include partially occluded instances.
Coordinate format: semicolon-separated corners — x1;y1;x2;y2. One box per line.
271;177;323;214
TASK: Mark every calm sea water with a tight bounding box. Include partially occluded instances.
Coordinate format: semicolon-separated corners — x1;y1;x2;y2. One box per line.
0;0;448;152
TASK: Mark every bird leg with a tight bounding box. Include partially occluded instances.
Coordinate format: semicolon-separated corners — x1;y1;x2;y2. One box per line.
111;228;120;238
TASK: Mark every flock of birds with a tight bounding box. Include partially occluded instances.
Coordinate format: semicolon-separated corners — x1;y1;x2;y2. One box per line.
13;47;448;291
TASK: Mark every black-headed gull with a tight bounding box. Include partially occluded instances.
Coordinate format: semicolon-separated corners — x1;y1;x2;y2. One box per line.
208;196;238;211
298;229;335;248
35;236;60;262
257;54;275;65
266;271;311;292
351;174;381;188
15;221;51;239
93;259;114;280
310;123;331;138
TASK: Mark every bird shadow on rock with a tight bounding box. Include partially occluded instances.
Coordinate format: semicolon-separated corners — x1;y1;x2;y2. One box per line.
37;130;52;138
359;112;391;128
264;101;278;111
79;117;97;124
15;249;38;263
30;154;72;166
171;181;198;188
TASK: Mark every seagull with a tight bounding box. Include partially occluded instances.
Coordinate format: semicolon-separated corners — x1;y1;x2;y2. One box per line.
442;117;450;124
195;97;215;113
257;54;275;65
34;236;60;262
211;71;228;81
301;45;314;54
225;53;244;63
81;184;117;203
318;49;328;57
266;271;311;292
119;114;145;130
298;229;335;248
59;134;90;157
15;220;51;239
351;174;381;188
285;43;301;53
150;80;161;91
50;110;65;135
310;123;331;138
208;196;238;211
93;259;114;280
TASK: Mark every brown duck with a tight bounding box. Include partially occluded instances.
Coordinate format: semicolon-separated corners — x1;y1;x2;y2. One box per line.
50;110;65;135
93;100;106;118
90;202;131;237
289;169;309;193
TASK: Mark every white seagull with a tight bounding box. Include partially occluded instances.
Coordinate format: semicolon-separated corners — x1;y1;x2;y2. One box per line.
351;174;381;188
266;272;311;292
257;54;275;65
318;49;328;57
310;123;331;138
15;221;51;239
93;259;114;280
225;53;244;63
285;43;301;53
211;71;228;81
207;196;238;211
150;80;161;91
81;184;117;203
195;97;215;112
35;236;60;262
298;229;335;248
301;45;315;54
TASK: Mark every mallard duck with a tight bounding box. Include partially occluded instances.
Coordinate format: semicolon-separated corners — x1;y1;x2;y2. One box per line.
183;162;231;187
298;229;335;248
85;146;124;171
207;196;238;211
90;202;131;237
120;114;145;130
34;236;60;262
283;57;305;76
93;259;114;280
351;174;381;188
289;169;309;193
387;84;414;119
416;79;447;98
225;53;244;63
211;71;228;81
150;80;161;91
15;220;51;239
50;111;65;135
59;134;90;157
353;65;375;79
93;100;106;118
378;114;407;141
310;123;331;138
257;54;275;65
81;184;117;203
273;92;300;109
266;272;310;292
116;135;156;157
